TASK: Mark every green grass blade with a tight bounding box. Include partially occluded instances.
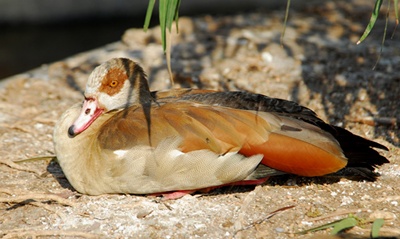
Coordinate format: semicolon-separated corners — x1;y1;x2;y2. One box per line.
330;217;357;235
159;0;167;51
166;0;178;31
143;0;181;52
143;0;156;31
357;0;383;44
371;218;385;238
373;0;390;70
158;0;180;52
174;0;181;32
159;0;180;84
297;219;344;234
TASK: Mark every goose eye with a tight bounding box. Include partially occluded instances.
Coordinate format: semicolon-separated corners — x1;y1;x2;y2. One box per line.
109;80;118;87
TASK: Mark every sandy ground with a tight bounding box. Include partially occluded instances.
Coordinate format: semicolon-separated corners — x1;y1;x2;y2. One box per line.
0;1;399;238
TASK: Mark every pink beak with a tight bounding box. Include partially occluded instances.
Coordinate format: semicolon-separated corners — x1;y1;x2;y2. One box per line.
68;98;104;137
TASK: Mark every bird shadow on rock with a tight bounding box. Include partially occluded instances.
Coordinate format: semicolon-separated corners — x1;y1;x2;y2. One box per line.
179;171;380;198
46;159;76;192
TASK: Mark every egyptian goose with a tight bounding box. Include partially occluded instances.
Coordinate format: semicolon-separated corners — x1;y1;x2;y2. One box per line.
53;58;389;197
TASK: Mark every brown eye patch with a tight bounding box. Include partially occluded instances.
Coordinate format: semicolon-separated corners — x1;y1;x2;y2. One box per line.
99;67;128;96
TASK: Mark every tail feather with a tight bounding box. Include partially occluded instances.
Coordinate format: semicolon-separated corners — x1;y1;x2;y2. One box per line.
330;126;389;170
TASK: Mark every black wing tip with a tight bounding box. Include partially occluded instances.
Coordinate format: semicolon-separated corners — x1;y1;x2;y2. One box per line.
357;134;389;151
344;148;390;171
370;140;389;151
330;125;390;166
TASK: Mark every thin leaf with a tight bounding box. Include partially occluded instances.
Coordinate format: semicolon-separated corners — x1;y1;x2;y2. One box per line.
14;156;56;164
281;0;291;46
395;0;399;25
157;0;181;52
357;0;383;44
373;0;390;70
143;0;156;31
174;0;181;32
163;0;181;85
166;29;174;87
297;219;345;234
371;218;385;238
143;0;181;85
159;0;167;51
330;217;357;235
391;0;399;39
234;206;295;237
165;0;177;31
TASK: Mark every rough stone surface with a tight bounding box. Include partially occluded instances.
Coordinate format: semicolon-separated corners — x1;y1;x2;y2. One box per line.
0;1;399;238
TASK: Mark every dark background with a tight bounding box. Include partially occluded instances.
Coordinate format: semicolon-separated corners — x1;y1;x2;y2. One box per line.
0;17;145;79
0;0;293;80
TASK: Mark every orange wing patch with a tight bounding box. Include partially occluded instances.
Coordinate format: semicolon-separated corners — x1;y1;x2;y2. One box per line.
240;133;347;176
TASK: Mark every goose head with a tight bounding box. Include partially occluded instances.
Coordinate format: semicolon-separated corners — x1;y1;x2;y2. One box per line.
68;58;151;137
